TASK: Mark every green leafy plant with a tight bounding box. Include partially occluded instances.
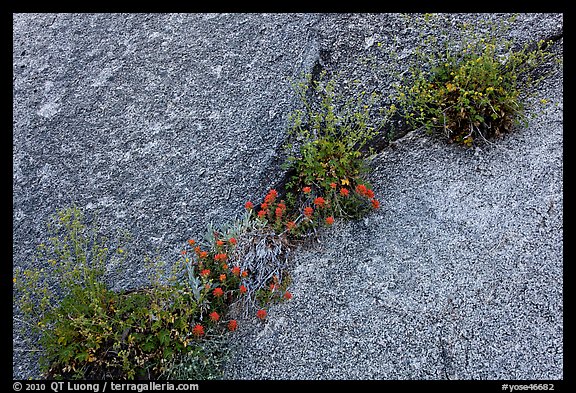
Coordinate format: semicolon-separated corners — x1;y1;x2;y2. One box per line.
391;15;559;146
13;207;233;380
283;72;382;220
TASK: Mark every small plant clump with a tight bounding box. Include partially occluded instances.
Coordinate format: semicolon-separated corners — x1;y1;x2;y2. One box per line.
389;14;560;146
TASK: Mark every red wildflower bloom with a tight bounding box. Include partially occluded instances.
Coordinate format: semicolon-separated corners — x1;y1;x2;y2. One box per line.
340;188;349;197
356;184;368;196
371;199;380;209
213;287;224;297
199;251;208;259
180;250;187;255
325;216;334;225
245;201;254;210
261;202;269;210
302;186;311;194
304;206;314;218
231;266;241;276
216;253;228;262
222;264;229;270
209;311;220;322
283;291;292;300
277;201;286;210
228;320;238;332
313;197;326;208
200;269;211;278
275;206;284;218
366;189;375;199
258;209;267;219
330;182;337;189
256;309;267;320
229;237;237;245
187;239;195;246
239;284;247;294
241;270;248;278
192;324;204;337
286;221;296;231
264;189;278;204
216;240;224;247
219;274;227;282
269;282;275;291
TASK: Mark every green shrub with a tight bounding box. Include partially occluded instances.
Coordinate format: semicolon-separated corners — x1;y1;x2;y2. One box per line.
13;206;227;380
391;15;559;146
283;72;382;219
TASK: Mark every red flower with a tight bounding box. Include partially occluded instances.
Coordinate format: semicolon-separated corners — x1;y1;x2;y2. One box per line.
222;264;229;270
330;182;337;189
219;274;227;282
192;324;204;337
261;202;269;210
216;240;224;247
200;269;211;278
231;266;241;276
264;189;278;204
187;239;195;246
199;251;208;259
283;291;292;300
340;188;349;197
275;206;284;218
304;206;314;218
213;287;224;297
180;250;187;255
302;186;311;194
239;284;247;294
269;282;275;291
229;237;237;246
256;309;267;320
366;189;375;199
313;197;326;208
277;202;286;211
209;311;220;322
286;221;296;231
371;199;380;209
258;209;267;219
228;320;238;332
241;270;248;278
356;184;368;196
214;253;228;262
245;201;254;210
325;216;334;225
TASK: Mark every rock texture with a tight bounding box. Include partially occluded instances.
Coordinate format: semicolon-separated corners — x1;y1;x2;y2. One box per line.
13;13;562;380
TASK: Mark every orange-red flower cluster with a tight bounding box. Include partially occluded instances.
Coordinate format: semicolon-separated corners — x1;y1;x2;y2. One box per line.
245;201;254;210
303;186;311;194
228;319;238;332
325;216;334;225
213;287;224;297
209;311;220;322
264;189;278;204
340;188;349;197
256;309;267;320
214;253;227;262
200;269;211;278
192;323;204;337
304;206;314;218
313;197;326;208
